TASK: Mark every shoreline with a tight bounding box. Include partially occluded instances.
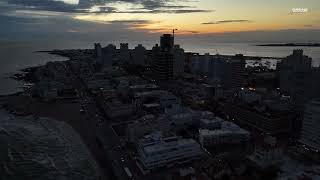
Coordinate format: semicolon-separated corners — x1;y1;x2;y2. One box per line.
11;50;73;83
11;49;284;84
11;66;42;82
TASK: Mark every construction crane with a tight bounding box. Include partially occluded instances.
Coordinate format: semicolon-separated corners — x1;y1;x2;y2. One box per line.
172;29;178;38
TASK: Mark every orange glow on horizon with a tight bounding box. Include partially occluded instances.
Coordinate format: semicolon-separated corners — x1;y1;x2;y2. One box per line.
73;0;320;35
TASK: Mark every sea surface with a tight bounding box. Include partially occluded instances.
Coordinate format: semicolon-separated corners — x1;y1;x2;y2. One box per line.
1;40;319;95
0;41;70;95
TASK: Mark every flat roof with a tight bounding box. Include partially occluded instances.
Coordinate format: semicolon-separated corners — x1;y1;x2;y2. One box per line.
143;138;199;154
199;121;249;136
129;84;159;89
143;103;160;108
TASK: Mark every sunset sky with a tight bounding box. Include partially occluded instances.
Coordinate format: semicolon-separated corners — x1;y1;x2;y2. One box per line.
0;0;319;42
74;0;320;34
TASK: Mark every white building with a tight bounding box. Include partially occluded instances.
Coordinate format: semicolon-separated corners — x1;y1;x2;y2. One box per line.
199;118;250;147
300;99;320;151
137;132;203;170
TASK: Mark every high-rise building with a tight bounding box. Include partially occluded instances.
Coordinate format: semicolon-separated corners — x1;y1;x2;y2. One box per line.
191;53;211;74
225;98;295;135
208;55;230;84
94;43;102;63
190;53;245;89
277;49;312;106
132;44;147;65
153;51;173;80
152;43;161;56
152;36;174;81
173;45;185;77
228;54;246;90
160;34;174;51
102;44;116;67
152;34;185;80
120;43;130;63
309;67;320;99
300;99;320;151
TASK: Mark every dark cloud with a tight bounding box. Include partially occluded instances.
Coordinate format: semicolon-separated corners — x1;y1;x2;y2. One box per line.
182;30;200;34
130;0;173;10
126;0;203;11
108;9;213;14
96;6;117;13
98;0;213;13
158;9;212;14
0;12;157;42
0;14;42;25
202;20;252;25
4;0;212;14
6;0;81;13
106;19;156;24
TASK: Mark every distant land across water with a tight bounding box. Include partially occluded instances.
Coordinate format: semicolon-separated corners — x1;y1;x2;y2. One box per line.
257;43;320;47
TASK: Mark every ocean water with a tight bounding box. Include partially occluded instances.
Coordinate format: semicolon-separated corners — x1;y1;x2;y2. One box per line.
0;40;319;95
0;41;69;95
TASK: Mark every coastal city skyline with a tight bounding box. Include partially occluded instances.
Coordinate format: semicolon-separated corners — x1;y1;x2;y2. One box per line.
1;1;320;180
1;31;320;179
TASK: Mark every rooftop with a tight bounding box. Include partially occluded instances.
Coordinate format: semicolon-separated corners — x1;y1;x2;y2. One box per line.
129;84;159;89
199;120;249;136
143;138;199;154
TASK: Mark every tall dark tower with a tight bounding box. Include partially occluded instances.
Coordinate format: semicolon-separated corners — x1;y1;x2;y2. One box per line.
152;34;175;81
160;34;174;51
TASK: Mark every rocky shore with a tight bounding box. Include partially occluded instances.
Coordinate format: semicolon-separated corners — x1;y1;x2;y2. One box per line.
11;65;41;83
10;49;86;83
